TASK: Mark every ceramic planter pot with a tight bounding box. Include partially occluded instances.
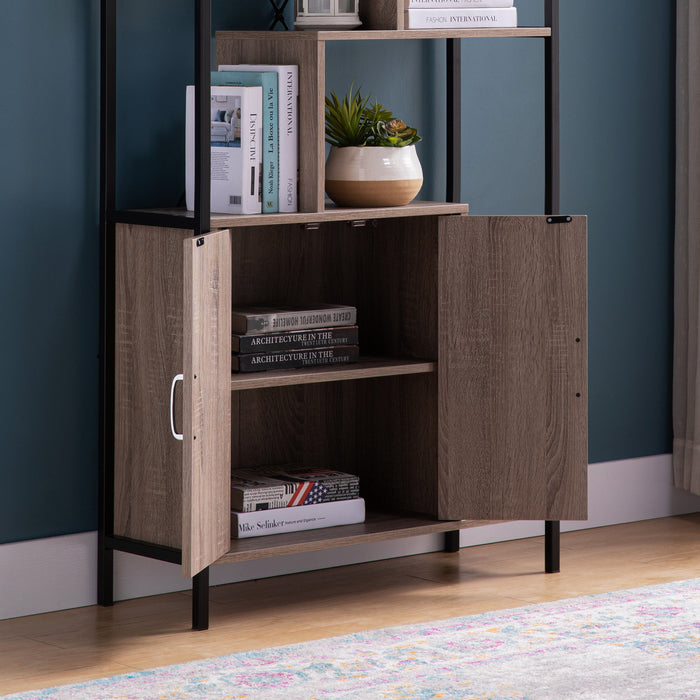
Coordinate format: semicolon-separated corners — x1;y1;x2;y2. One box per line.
325;145;423;208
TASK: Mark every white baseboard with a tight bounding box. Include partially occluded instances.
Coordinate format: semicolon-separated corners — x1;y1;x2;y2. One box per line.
2;454;699;621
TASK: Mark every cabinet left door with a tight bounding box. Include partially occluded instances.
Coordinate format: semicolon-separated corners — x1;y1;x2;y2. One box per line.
114;226;231;578
182;229;232;578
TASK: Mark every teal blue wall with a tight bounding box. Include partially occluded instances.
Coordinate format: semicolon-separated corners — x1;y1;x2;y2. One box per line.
0;1;674;544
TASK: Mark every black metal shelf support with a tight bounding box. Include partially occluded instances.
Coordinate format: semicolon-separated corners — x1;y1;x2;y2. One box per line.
98;0;212;620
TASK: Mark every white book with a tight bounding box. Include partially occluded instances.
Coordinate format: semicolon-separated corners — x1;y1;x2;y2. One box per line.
408;0;513;7
232;498;365;538
407;7;517;28
185;84;262;215
219;64;298;213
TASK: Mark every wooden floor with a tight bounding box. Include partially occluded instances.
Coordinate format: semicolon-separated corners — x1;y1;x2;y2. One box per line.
1;514;698;695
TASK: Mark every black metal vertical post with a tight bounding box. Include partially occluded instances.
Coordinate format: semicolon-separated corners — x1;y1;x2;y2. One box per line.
544;0;560;215
446;38;461;203
444;37;462;554
544;0;561;573
545;520;560;573
194;0;211;238
192;568;210;630
98;0;117;608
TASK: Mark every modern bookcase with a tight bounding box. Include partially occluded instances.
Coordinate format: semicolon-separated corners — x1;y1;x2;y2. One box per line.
99;0;587;630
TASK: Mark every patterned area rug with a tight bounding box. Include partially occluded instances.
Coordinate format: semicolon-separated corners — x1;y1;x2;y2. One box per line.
5;578;699;700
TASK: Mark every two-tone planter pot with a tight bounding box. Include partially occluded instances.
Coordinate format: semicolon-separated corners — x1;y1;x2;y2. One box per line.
325;145;423;208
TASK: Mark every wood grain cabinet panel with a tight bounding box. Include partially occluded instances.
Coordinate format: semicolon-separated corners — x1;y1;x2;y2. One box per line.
437;215;588;521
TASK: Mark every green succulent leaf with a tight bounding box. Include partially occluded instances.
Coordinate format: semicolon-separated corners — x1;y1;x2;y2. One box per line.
325;83;421;148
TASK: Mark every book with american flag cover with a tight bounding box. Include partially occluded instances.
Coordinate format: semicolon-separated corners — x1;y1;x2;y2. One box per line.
231;466;360;513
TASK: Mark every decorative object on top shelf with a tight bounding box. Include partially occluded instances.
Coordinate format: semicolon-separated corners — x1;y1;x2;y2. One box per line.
268;0;291;30
324;84;423;207
295;0;361;30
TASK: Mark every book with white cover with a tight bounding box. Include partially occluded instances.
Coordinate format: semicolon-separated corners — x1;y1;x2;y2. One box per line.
185;84;262;215
212;71;279;213
407;7;517;28
232;498;365;538
219;64;298;213
408;0;513;6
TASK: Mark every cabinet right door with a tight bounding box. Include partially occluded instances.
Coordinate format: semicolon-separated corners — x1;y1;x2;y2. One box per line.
437;215;588;522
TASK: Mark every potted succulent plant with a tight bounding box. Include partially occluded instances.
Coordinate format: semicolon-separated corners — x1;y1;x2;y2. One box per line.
324;84;423;208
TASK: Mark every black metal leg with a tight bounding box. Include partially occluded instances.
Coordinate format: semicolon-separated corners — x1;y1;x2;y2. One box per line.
192;568;210;630
97;537;114;606
444;530;460;553
545;520;560;573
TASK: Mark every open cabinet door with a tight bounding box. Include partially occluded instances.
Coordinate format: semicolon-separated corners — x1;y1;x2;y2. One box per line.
438;215;587;522
182;229;232;578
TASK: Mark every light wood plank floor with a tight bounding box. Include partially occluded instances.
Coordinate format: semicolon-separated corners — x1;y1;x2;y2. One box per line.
1;514;698;695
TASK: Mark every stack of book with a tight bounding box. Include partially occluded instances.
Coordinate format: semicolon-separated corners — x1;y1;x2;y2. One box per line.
231;303;360;373
230;465;365;538
185;63;299;215
406;0;517;29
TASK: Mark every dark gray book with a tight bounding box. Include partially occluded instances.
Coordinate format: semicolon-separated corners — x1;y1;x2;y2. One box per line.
232;344;359;373
232;325;359;353
231;304;357;334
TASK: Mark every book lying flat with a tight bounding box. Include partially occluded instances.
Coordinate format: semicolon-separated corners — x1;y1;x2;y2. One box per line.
232;325;359;354
231;466;360;512
232;498;366;538
231;304;357;334
232;344;359;373
408;0;513;7
407;7;517;28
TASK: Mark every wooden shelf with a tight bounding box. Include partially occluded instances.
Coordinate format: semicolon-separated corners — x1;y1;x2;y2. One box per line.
118;201;470;230
216;510;504;564
221;29;551;42
230;356;437;391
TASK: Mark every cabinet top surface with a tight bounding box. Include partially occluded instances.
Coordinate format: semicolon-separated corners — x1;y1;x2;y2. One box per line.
218;28;551;41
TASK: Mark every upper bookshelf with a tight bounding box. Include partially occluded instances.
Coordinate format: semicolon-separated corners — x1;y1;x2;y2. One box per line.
216;27;550;215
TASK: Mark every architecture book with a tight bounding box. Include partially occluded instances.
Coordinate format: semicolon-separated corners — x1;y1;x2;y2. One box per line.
408;0;513;7
212;70;279;213
232;325;359;354
231;303;357;334
232;344;359;373
231;466;360;512
407;7;517;28
185;84;262;214
232;498;366;538
218;63;299;213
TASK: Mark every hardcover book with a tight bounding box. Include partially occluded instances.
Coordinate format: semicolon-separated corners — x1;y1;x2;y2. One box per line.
407;7;517;28
232;325;359;354
219;64;299;213
231;466;360;512
232;498;366;538
212;70;279;213
185;84;262;214
408;0;513;7
232;344;359;373
231;303;357;334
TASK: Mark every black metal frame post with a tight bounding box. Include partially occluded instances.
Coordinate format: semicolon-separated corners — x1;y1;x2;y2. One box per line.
544;0;560;216
446;38;462;204
98;0;117;608
98;0;212;626
544;0;561;573
444;37;462;554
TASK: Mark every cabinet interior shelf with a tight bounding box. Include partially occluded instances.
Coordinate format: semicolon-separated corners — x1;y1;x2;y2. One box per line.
230;356;436;391
216;511;504;565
